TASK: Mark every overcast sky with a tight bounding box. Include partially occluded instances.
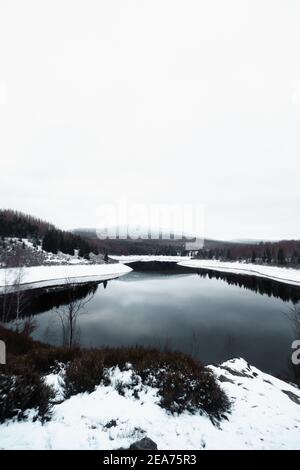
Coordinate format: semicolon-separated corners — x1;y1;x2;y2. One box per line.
0;0;299;240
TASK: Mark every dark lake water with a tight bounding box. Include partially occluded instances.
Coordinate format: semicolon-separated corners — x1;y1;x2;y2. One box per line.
17;263;300;377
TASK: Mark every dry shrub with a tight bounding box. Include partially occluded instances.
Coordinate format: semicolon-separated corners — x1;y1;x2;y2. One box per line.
62;347;230;418
63;350;104;398
0;366;54;423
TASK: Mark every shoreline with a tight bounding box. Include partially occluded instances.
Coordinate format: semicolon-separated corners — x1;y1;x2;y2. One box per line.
0;263;132;293
178;260;300;288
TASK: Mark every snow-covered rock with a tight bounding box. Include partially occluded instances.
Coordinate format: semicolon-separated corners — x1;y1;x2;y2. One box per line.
0;358;299;450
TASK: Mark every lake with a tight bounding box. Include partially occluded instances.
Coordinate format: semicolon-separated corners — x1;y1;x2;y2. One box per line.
17;262;300;377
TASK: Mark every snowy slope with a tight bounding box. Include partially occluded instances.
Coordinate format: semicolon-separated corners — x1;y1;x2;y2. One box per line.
0;263;132;293
0;358;299;450
178;260;300;287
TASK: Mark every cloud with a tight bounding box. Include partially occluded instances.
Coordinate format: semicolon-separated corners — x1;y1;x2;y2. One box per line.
0;0;299;239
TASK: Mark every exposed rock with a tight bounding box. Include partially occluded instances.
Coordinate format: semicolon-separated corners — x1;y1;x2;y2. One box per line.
218;374;235;384
104;419;117;429
219;365;253;379
129;437;158;450
282;390;300;405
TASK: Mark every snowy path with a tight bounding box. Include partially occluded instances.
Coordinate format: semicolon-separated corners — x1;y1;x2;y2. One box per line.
0;263;132;293
178;260;300;287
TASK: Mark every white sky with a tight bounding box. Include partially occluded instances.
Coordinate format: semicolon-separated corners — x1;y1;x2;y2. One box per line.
0;0;299;240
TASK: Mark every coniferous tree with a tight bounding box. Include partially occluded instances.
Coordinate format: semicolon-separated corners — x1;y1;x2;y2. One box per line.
277;247;286;265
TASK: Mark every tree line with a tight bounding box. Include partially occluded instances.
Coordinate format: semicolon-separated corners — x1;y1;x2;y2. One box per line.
0;209;98;258
0;209;53;239
195;240;300;265
42;228;98;258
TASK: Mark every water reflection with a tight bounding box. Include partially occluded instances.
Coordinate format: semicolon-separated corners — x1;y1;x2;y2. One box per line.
0;282;100;321
2;267;300;377
195;269;300;303
123;261;300;303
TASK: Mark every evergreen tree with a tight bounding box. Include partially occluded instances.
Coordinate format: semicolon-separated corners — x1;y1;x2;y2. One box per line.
277;247;286;265
265;247;272;264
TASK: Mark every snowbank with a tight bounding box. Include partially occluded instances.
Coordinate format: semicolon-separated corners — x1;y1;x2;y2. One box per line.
178;260;300;287
110;255;191;264
0;358;299;450
0;263;132;293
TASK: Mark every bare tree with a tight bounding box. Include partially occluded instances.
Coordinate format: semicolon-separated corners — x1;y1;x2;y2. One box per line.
1;268;11;322
0;267;29;326
13;268;27;328
55;280;95;347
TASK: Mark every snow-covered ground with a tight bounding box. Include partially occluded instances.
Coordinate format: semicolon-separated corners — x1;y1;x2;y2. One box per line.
0;237;97;268
0;358;299;450
178;260;300;287
0;263;132;293
111;255;191;264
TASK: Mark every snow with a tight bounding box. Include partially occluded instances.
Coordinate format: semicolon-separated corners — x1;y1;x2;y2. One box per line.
178;260;300;287
110;255;191;264
0;263;132;293
0;237;98;266
0;358;299;450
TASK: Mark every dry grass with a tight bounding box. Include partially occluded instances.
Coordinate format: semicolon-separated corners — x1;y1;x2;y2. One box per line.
0;327;231;421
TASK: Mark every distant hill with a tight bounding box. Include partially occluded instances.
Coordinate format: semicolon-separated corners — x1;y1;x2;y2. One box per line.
72;227;196;256
230;238;276;244
73;227;300;264
1;212;299;264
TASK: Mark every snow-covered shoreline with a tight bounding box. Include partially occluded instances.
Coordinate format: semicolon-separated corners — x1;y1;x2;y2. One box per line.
0;263;132;293
110;255;191;264
0;358;299;450
178;260;300;287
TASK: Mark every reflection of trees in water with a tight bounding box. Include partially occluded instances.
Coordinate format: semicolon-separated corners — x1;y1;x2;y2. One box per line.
196;269;300;303
0;282;101;321
188;330;239;362
0;280;104;346
224;334;238;360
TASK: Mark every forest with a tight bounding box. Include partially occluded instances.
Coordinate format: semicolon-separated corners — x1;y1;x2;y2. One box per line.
1;209;299;263
0;210;98;258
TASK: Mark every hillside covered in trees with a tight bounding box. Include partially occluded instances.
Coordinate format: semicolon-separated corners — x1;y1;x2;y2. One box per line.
0;209;54;239
0;210;99;259
1;210;299;265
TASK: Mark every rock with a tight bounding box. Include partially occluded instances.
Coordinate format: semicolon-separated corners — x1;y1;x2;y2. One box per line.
220;365;253;379
218;374;235;384
104;419;117;429
129;437;158;450
281;390;300;405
